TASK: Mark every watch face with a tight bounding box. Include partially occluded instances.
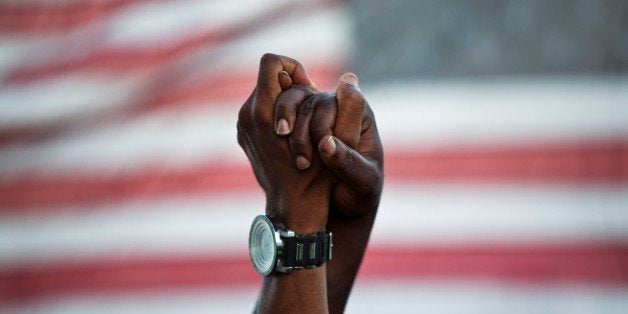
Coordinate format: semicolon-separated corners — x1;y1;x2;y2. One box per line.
249;215;277;275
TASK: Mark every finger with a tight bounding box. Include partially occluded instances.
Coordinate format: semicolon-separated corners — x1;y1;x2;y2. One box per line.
318;135;379;188
289;94;323;170
274;85;314;136
334;72;365;149
254;53;315;122
309;95;338;147
278;70;292;90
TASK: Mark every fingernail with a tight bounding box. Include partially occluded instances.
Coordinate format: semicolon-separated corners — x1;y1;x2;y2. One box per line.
276;119;290;135
296;155;310;170
321;136;336;157
340;73;359;89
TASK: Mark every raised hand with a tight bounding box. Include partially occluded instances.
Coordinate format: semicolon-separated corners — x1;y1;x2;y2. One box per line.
239;53;344;313
275;72;384;216
274;72;384;313
237;53;335;234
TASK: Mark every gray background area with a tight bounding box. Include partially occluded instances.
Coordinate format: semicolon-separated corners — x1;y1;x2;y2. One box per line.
350;0;628;82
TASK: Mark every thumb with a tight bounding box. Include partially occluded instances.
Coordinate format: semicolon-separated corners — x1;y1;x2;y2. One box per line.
318;135;378;187
333;72;364;149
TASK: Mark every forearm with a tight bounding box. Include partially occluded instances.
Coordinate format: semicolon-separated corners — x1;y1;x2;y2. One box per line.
325;209;377;313
257;267;328;313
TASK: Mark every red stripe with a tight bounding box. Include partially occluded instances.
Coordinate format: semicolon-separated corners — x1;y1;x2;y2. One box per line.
362;243;628;284
2;242;627;304
387;139;628;183
0;65;342;148
0;0;151;35
0;139;626;212
0;162;255;212
2;1;334;85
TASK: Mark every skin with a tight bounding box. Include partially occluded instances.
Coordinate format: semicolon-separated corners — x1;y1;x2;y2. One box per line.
237;53;383;313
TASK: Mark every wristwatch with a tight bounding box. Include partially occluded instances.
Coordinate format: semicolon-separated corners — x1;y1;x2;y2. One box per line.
248;215;333;276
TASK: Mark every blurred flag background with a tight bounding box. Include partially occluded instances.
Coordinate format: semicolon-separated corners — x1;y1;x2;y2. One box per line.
1;0;627;313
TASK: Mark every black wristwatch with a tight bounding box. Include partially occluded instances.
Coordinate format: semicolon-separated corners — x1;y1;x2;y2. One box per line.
248;215;333;276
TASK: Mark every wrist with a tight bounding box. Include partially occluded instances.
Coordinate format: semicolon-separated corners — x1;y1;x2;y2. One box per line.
267;194;329;234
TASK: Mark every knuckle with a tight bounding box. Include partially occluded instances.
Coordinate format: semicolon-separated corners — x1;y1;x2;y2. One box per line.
260;53;278;66
289;135;311;146
237;106;246;121
320;94;337;107
237;106;252;129
236;121;247;148
336;149;356;173
293;84;315;96
275;100;291;114
289;138;312;157
250;106;273;127
369;164;384;188
363;102;374;119
236;131;245;148
353;163;383;196
361;104;376;132
342;90;366;109
299;97;317;115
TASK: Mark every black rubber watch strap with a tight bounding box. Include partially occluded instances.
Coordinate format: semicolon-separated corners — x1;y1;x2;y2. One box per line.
283;232;332;268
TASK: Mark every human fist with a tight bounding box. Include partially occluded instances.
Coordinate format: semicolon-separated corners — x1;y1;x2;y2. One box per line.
237;53;334;234
275;73;384;218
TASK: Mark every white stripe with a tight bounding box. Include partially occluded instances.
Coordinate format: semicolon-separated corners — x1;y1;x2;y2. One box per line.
347;279;628;314
0;103;244;174
0;74;145;126
1;76;626;176
107;0;296;45
370;75;628;148
375;184;628;246
3;280;627;314
1;184;627;266
203;4;351;75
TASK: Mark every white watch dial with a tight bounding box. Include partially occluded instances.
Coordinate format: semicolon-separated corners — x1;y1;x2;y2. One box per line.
249;215;277;275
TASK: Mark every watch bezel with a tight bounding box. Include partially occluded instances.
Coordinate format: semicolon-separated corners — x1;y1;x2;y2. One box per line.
249;215;277;276
249;215;295;276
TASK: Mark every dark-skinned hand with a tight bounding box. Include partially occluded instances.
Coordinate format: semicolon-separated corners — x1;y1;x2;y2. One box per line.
239;53;384;313
274;70;384;314
275;72;384;220
237;53;334;234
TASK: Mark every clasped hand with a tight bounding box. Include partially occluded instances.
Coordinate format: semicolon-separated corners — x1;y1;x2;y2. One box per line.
237;53;383;235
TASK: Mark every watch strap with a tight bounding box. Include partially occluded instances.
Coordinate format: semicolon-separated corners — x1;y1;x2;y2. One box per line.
283;232;332;268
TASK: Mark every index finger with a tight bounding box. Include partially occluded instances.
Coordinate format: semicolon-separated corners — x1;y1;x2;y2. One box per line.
254;53;315;121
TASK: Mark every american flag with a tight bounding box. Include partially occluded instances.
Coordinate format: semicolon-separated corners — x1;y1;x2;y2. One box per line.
1;1;627;313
